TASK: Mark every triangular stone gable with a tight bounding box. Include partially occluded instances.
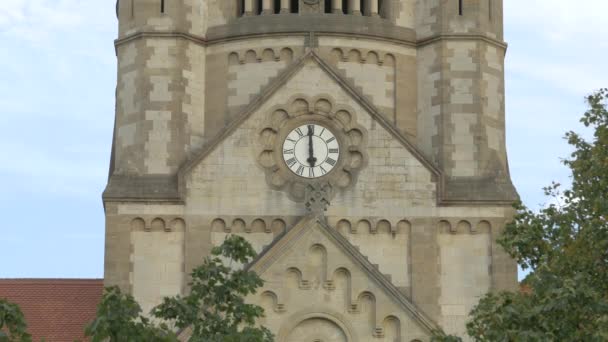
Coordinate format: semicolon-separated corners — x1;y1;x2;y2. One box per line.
178;51;441;220
178;51;440;219
246;215;437;341
178;50;440;181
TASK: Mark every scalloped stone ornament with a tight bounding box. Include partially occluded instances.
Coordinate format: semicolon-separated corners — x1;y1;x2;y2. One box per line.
256;96;368;202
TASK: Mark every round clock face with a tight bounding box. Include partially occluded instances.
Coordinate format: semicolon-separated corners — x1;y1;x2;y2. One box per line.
282;124;340;179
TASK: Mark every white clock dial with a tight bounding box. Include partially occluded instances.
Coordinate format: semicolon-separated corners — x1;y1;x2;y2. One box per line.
282;124;340;179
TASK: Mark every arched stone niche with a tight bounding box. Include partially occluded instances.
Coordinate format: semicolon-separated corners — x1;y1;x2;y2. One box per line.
278;312;358;342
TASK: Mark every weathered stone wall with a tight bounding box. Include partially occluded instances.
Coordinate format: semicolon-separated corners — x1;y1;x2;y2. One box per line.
415;0;504;40
246;219;430;342
106;1;517;339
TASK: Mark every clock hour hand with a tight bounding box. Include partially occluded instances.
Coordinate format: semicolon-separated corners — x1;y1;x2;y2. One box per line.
306;125;317;167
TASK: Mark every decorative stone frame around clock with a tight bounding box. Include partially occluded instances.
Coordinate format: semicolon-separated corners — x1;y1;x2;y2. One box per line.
257;95;368;202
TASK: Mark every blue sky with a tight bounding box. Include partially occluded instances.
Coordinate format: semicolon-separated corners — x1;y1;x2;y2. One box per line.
0;1;606;279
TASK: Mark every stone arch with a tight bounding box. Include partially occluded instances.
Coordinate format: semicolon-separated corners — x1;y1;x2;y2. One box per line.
348;49;362;63
357;291;377;335
244;49;257;63
349;150;364;169
332;267;352;312
356;219;371;234
347;128;364;146
280;47;294;63
330;48;345;64
309;244;328;286
383;53;396;67
382;315;401;341
335;109;353;127
457;220;472;234
259;127;277;148
169;218;185;232
377;219;391;235
130;217;146;232
211;218;227;232
271;218;287;236
476;220;492;233
336;219;352;235
438;220;452;234
228;51;240;65
262;48;276;62
289;97;310;115
150;217;165;232
366;51;379;64
261;290;280;313
286;267;304;289
396;220;411;235
277;311;357;342
251;218;267;233
314;97;333;115
232;218;246;233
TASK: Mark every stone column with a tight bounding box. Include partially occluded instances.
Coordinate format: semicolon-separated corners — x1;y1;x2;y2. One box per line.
370;0;379;16
350;0;361;15
262;0;273;14
281;0;290;13
245;0;254;15
332;0;342;13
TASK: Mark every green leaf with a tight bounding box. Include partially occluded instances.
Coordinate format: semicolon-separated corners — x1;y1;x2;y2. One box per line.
440;89;608;341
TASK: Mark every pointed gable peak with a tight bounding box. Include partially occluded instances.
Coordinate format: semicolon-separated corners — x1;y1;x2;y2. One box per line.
178;49;439;181
248;215;440;334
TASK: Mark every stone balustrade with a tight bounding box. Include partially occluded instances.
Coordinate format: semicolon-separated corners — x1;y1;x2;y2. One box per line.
238;0;385;18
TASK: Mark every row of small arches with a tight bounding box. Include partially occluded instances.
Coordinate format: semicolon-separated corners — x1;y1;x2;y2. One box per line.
267;96;358;127
228;48;294;65
330;48;396;66
335;219;410;235
237;0;387;18
262;275;404;339
334;218;494;235
211;218;287;235
130;217;185;232
130;217;492;235
439;220;492;234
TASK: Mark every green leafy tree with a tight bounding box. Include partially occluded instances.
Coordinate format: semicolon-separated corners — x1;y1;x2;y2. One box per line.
152;234;274;342
0;299;31;342
434;89;608;341
86;235;273;342
85;287;176;342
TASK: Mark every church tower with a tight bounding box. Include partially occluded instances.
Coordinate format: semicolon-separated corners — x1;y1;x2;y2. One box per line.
104;0;518;340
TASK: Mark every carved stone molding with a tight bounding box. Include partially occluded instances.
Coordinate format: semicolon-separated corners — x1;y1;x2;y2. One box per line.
256;95;368;202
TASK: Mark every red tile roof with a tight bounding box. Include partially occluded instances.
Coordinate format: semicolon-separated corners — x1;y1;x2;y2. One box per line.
0;279;104;342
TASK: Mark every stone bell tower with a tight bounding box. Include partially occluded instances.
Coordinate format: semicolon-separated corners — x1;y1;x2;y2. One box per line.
104;0;518;340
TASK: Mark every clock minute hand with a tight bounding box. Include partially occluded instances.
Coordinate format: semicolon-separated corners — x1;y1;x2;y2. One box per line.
307;126;317;167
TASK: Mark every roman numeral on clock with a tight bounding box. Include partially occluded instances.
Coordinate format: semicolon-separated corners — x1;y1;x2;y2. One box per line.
283;149;294;155
296;165;305;176
319;165;327;175
326;137;336;143
329;148;339;154
326;158;337;166
307;125;314;135
286;158;297;167
308;167;314;178
295;128;304;137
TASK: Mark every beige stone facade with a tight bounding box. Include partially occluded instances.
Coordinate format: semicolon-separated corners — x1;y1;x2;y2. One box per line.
104;1;518;340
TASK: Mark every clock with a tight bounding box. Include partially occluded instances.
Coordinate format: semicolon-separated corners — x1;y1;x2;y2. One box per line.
256;96;368;201
282;124;340;179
